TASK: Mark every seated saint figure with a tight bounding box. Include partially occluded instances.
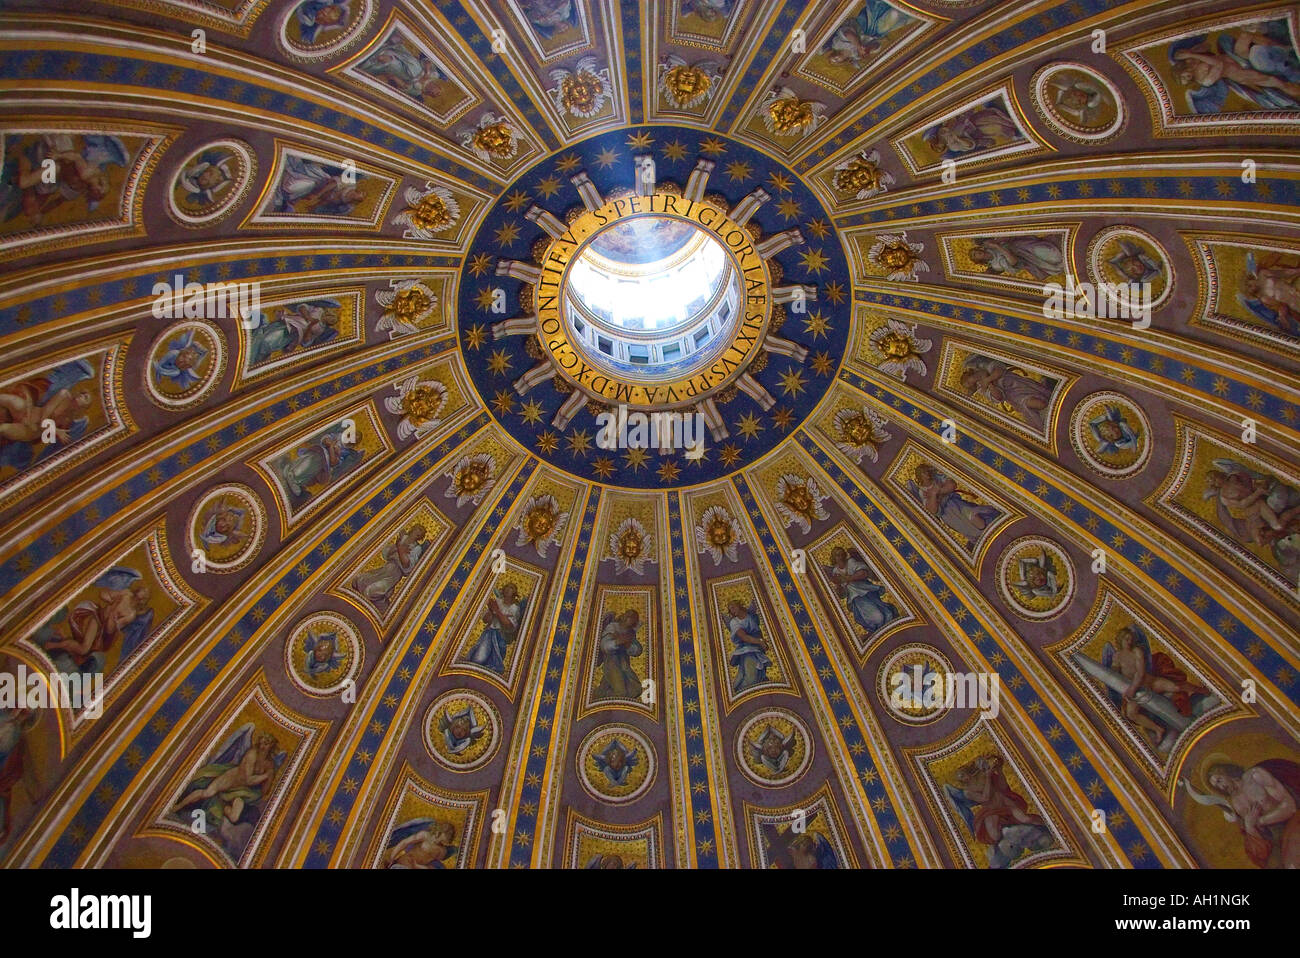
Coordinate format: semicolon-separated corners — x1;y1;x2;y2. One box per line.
594;609;643;700
466;583;524;675
826;546;898;637
726;599;770;693
352;523;428;606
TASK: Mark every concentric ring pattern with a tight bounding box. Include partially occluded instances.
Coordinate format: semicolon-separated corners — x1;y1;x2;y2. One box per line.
0;0;1297;870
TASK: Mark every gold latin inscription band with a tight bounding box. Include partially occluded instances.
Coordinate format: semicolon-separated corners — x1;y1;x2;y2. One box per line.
534;192;771;409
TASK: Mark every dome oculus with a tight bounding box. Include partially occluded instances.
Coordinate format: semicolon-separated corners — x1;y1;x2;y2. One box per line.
564;214;743;380
458;126;852;489
536;192;771;408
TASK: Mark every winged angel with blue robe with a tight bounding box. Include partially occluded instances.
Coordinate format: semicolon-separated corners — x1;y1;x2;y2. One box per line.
151;328;209;391
0;133;130;226
171;723;285;860
382;818;457;868
724;599;770;693
293;0;352;45
1170;20;1300;115
1087;404;1139;456
35;566;154;682
1237;250;1300;336
275;421;363;499
466;584;525;675
760;820;840;869
824;1;913;69
271;154;364;216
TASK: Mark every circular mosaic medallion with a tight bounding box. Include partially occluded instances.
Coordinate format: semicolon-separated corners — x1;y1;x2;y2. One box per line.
167;140;256;228
457;126;850;488
187;482;266;573
424;690;502;772
996;537;1076;621
145;320;226;409
1031;63;1126;143
877;644;957;725
1070;390;1152;478
735;707;812;787
285;611;362;696
1086;225;1173;312
576;723;655;804
278;0;375;60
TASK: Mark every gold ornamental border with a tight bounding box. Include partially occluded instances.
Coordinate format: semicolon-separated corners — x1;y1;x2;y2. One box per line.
534;192;772;409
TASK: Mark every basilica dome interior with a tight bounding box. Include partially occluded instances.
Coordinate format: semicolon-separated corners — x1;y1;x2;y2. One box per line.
1;0;1298;870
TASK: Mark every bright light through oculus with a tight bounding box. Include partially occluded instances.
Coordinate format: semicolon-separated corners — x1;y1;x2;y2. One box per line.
570;219;727;332
563;215;741;378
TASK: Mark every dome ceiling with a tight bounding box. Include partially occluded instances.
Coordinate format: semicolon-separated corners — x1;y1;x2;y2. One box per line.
0;0;1297;870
